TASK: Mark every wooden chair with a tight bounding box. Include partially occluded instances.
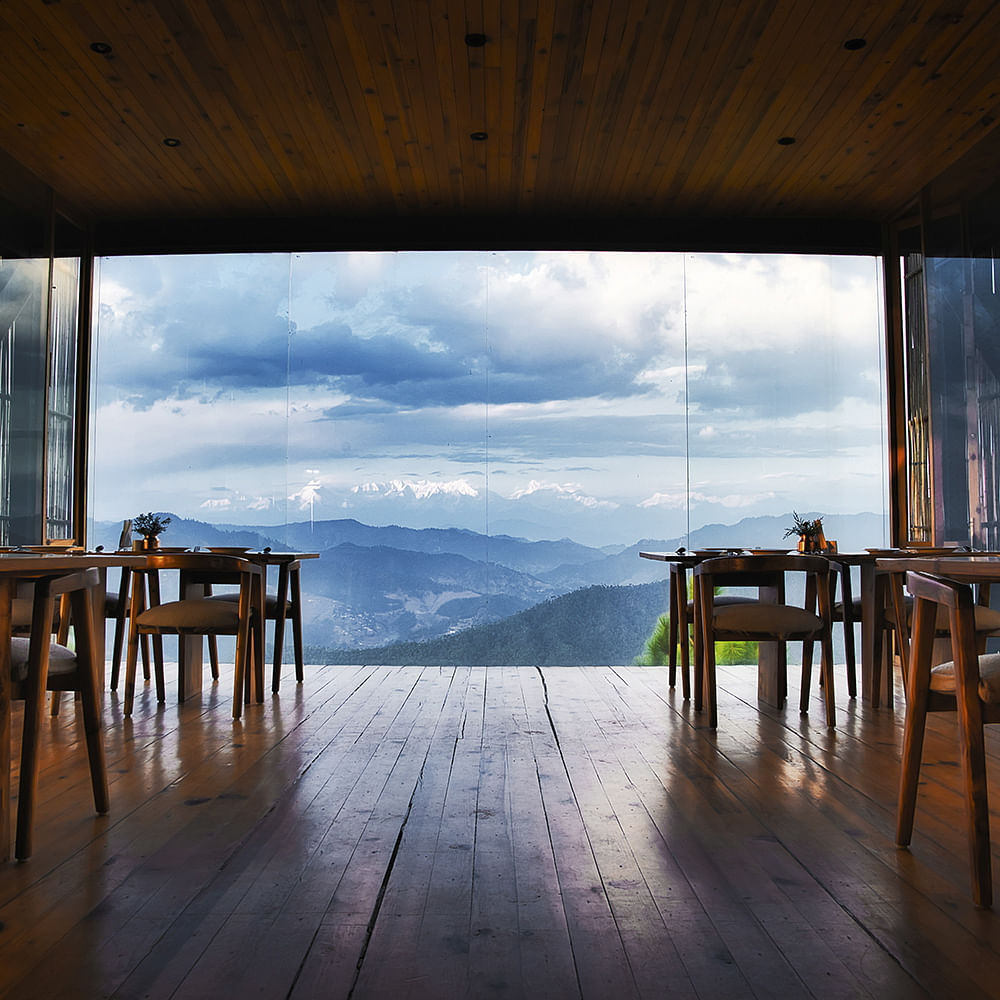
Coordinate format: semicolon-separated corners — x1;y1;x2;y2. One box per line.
877;567;1000;706
694;554;836;728
801;560;859;699
669;558;758;701
108;566;170;694
123;553;263;719
205;557;304;692
896;570;1000;907
9;568;108;859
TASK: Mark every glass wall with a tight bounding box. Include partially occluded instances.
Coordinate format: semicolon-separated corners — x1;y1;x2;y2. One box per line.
899;204;1000;549
0;255;48;544
0;198;83;546
89;251;889;663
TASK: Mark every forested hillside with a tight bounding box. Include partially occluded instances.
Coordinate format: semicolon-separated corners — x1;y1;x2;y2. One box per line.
308;581;669;666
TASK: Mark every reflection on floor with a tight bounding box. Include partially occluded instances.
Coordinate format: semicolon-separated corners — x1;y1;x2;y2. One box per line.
2;662;999;998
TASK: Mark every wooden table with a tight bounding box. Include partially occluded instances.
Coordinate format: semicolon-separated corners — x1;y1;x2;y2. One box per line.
121;549;319;703
0;552;145;863
640;549;794;708
640;548;920;709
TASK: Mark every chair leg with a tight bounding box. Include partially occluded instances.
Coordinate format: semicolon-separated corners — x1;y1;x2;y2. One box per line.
951;601;993;907
693;577;705;713
667;591;678;688
896;596;936;847
704;641;718;728
676;568;691;700
254;608;265;701
820;628;836;727
800;640;813;714
291;566;304;684
15;592;56;859
272;563;290;692
801;574;818;713
70;587;109;815
208;636;220;679
123;577;146;716
697;580;718;727
109;568;131;691
836;566;858;699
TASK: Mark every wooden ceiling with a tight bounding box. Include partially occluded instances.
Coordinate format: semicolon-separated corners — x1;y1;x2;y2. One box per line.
1;0;999;250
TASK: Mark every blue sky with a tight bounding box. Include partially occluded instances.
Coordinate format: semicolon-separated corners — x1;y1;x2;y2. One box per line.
90;250;888;544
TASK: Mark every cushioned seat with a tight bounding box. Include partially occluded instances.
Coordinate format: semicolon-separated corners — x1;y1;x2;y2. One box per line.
10;636;77;682
137;597;242;630
930;652;1000;703
710;602;823;637
208;592;288;615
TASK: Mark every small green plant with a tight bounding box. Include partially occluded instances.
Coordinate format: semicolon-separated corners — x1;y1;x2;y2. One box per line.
635;614;672;665
634;614;759;667
132;512;171;538
783;510;823;539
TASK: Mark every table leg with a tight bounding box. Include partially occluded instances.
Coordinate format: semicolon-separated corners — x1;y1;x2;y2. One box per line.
859;561;886;707
0;579;11;862
176;573;204;703
757;582;786;708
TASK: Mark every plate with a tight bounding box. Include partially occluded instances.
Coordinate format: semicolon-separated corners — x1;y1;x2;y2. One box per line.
208;546;252;555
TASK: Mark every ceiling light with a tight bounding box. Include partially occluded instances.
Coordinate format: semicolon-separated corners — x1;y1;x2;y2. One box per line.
777;136;796;145
163;137;182;147
465;33;487;47
843;38;867;50
470;131;488;141
90;41;112;55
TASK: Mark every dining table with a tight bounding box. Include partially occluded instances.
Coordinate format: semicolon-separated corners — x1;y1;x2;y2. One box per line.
639;548;915;709
1;550;146;863
640;548;796;708
118;548;319;703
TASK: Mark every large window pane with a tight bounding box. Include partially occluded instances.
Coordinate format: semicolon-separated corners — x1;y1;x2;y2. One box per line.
46;254;80;540
0;256;48;545
685;254;888;547
90;251;888;664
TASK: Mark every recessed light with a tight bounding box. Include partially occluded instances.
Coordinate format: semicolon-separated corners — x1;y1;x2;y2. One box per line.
465;33;487;47
163;137;182;147
777;136;796;145
843;37;867;50
470;131;488;141
90;41;112;55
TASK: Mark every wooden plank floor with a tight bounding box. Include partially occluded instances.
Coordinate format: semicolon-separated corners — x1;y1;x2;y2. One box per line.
2;660;1000;998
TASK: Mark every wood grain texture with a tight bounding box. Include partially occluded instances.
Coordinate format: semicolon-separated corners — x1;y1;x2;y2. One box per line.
2;660;1000;996
0;0;997;237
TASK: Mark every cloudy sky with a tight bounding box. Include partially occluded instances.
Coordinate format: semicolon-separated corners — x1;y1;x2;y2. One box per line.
89;250;888;544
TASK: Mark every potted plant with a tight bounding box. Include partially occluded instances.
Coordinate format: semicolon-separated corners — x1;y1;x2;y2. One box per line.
783;511;826;553
132;512;172;550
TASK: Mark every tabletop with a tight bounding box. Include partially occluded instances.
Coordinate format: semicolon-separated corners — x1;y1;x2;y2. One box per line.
875;554;1000;580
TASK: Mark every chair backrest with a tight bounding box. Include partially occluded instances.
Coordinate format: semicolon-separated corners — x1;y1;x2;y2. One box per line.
695;553;830;591
140;553;260;587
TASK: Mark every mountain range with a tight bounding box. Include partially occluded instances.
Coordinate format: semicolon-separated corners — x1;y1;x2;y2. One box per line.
93;509;885;662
